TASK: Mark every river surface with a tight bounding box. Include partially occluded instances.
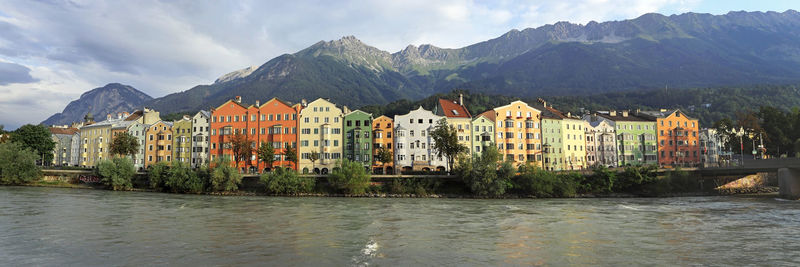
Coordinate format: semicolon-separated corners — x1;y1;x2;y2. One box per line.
2;187;800;266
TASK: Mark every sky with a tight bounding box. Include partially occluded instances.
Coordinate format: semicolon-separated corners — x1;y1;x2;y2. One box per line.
0;0;796;129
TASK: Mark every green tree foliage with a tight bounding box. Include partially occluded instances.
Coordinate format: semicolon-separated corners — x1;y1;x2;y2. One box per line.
147;161;169;189
283;145;298;168
455;145;513;196
260;167;315;194
10;124;55;165
96;157;135;190
384;178;441;196
0;142;42;184
374;147;393;173
164;162;204;193
230;133;252;171
110;132;140;158
328;159;371;194
513;163;579;197
430;118;467;172
210;159;242;192
257;142;275;170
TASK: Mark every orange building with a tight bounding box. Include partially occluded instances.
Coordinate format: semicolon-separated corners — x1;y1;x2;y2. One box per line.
641;109;701;167
256;98;300;171
210;96;301;173
144;120;173;168
371;115;394;174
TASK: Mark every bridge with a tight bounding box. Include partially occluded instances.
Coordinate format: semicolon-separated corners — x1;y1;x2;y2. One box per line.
698;158;800;199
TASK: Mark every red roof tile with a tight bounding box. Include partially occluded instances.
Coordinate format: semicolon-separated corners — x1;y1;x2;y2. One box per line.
49;127;79;135
437;99;471;118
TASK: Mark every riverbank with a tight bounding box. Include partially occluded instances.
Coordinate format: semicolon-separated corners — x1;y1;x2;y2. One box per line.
17;179;780;199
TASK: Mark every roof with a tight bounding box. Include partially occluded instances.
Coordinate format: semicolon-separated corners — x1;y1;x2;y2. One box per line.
373;115;392;121
529;103;568;120
344;109;373;117
260;97;293;109
111;120;136;129
477;110;496;121
195;110;210;118
124;110;143;121
595;111;655;122
49;127;79;135
638;109;697;121
437;99;471;118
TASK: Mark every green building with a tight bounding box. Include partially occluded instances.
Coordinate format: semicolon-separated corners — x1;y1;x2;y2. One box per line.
172;116;193;165
343;109;373;169
541;116;563;171
596;110;657;166
472;112;496;155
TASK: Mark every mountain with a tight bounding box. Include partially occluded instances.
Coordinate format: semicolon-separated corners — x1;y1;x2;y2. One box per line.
42;83;152;125
47;10;800;119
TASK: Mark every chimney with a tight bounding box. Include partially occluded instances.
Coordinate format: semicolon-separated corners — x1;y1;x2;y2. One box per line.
301;99;308;107
459;94;464;106
106;114;112;120
255;100;260;107
635;108;641;115
609;110;617;117
343;106;351;114
123;112;129;118
622;110;629;117
235;96;242;103
537;98;546;108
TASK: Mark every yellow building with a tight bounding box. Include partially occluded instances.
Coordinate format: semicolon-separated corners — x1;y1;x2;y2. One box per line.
434;97;473;156
145;120;173;167
492;101;543;167
297;98;343;174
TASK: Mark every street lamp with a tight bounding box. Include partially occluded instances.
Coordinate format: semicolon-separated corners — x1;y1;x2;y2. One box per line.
736;127;745;167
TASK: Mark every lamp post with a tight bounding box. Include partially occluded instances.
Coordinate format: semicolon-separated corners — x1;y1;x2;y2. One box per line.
737;127;745;168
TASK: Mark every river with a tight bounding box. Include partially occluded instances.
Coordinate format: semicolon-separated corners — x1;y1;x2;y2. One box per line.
2;186;800;266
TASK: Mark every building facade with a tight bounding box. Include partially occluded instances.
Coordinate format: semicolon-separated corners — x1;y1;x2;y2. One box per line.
209;97;251;171
642;109;701;167
371;115;394;174
191;111;210;168
343;110;373;170
435;97;472;156
394;107;447;172
256;98;300;171
172;116;193;165
596;110;658;166
298;98;342;174
583;117;617;168
127;122;148;170
49;127;79;166
492;101;543;167
145;121;173;167
69;132;81;166
471;112;495;155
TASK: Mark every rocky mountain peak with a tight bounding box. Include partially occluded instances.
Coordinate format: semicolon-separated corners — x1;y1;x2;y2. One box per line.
42;83;153;126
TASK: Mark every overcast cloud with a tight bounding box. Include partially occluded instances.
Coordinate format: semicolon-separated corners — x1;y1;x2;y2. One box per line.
0;0;792;129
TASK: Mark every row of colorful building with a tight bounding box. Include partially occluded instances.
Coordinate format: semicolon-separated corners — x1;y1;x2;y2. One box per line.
48;95;727;174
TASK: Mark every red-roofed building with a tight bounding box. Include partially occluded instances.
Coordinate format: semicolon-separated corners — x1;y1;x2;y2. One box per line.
434;95;473;155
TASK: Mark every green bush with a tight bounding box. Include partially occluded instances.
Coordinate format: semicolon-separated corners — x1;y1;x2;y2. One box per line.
614;165;658;192
96;157;135;190
455;146;513;196
0;142;42;185
583;166;616;193
328;159;371;194
210;159;242;192
147;161;169;189
261;167;315;194
165;162;203;193
384;178;441;196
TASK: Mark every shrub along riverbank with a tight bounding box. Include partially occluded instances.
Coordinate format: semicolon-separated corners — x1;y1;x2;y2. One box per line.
0;140;757;198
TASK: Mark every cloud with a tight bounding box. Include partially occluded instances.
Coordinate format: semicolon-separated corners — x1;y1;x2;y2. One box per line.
0;61;38;85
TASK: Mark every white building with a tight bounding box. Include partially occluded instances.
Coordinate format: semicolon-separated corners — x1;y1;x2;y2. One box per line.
192;110;211;168
583;116;617;168
393;106;447;172
700;128;728;167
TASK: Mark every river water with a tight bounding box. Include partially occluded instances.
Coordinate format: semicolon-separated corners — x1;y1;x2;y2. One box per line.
2;187;800;266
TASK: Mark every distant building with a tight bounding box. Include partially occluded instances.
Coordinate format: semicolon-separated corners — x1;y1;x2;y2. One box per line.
298;98;342;174
492;100;543;168
191;110;210;168
640;109;701;167
700;128;727;167
434;95;472;156
371;115;394;174
583;115;617;168
343;109;373;170
471;111;495;155
596;110;658;166
172;116;193;165
145;120;173;168
394;106;447;172
49;127;79;166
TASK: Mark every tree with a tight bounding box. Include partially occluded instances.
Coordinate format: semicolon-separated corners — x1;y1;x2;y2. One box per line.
430;118;466;172
374;147;393;174
230;133;252;172
257;142;275;171
110;132;140;158
455;144;512;196
309;150;319;173
0;142;42;185
210;158;242;191
147;161;170;190
261;167;315;194
328;159;371;195
10;124;55;166
283;145;298;168
96;157;135;190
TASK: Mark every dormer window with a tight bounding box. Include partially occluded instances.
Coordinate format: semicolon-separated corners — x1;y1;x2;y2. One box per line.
452;110;459;116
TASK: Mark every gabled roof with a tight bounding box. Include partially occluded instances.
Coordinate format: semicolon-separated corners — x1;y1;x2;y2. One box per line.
638;109;697;120
373;115;392;121
124;110;144;121
213;99;248;111
477;110;496;121
195;110;210;118
344;109;373;117
49;127;79;135
260;97;293;109
437;98;471;118
596;111;654;122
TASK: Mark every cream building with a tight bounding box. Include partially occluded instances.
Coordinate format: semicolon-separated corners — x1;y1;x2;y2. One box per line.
393;106;447;172
298;98;343;174
492;101;543;167
434;97;473;156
